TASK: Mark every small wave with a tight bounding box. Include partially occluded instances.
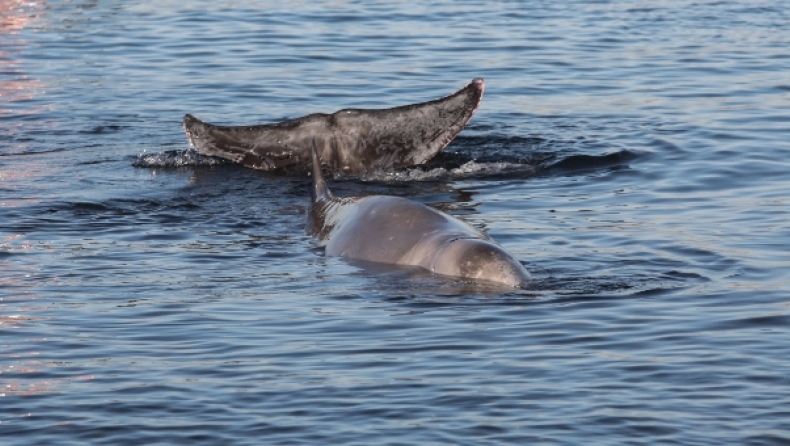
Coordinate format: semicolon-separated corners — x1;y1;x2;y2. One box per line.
546;150;639;172
132;150;228;168
358;160;536;182
79;125;127;134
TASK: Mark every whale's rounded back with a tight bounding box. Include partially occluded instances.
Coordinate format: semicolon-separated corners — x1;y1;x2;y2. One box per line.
429;239;530;288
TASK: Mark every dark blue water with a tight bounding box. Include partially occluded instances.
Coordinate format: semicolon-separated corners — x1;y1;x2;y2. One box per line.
3;1;790;444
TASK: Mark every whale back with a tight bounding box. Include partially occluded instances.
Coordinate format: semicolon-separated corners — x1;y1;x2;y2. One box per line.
307;143;529;288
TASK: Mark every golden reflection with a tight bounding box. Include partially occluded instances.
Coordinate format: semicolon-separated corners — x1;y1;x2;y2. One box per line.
1;352;95;396
1;0;59;397
0;70;47;114
0;0;48;114
0;0;36;33
0;158;55;206
0;253;61;396
1;1;58;212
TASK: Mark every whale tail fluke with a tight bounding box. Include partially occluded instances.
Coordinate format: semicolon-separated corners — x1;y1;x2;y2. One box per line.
183;78;484;174
310;140;332;203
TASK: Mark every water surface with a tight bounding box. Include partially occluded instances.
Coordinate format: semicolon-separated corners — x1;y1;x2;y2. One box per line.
2;1;790;444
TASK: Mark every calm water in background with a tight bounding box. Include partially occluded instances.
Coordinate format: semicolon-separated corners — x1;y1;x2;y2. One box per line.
2;1;790;444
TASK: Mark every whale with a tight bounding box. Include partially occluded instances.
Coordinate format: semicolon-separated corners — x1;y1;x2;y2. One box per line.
308;143;530;287
184;78;485;175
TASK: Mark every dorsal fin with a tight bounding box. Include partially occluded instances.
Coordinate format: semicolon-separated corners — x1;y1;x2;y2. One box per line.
310;140;332;203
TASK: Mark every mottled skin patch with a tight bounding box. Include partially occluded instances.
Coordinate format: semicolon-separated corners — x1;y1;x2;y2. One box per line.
184;78;485;175
308;143;530;288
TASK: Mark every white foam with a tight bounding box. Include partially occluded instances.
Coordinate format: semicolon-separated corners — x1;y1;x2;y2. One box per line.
359;160;534;182
133;150;227;168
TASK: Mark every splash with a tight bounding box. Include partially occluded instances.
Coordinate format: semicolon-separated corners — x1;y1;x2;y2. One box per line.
358;160;536;182
132;149;228;168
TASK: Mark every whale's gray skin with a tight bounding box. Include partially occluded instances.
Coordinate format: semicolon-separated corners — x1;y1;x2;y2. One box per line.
184;78;485;175
308;144;530;288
